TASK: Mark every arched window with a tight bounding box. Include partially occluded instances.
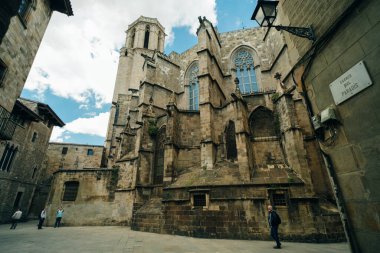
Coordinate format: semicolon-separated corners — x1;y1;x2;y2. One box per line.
144;25;150;49
234;49;258;94
249;107;277;138
157;31;161;50
188;64;199;110
130;28;135;48
62;181;79;201
225;121;237;161
153;126;166;184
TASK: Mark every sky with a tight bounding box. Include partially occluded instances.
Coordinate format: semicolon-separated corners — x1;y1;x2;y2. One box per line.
22;0;258;145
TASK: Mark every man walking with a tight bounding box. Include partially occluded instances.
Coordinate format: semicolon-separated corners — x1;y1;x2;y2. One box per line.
37;207;46;229
268;205;282;249
10;208;22;229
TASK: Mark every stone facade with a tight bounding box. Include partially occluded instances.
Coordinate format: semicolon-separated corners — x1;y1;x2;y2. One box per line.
0;0;73;113
48;16;344;242
0;98;64;223
0;0;72;223
269;0;380;252
28;143;105;218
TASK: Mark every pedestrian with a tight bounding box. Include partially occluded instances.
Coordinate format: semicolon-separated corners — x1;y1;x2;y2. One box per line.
10;208;22;229
37;207;46;229
54;206;64;228
268;205;282;249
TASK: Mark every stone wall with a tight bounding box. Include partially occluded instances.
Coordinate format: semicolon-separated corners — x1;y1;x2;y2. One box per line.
0;0;51;112
46;169;134;226
132;185;345;242
0;116;53;222
275;0;380;251
43;143;104;174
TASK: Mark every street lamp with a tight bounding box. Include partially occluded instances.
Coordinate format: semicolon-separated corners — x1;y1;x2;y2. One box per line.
251;0;316;42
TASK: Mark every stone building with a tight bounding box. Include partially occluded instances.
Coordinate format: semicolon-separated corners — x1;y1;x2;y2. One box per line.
47;16;345;242
258;0;379;252
0;0;72;222
0;98;64;222
28;143;105;218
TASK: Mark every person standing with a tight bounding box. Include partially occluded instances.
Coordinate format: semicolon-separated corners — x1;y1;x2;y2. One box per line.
37;208;46;229
10;208;22;229
54;206;64;228
268;205;282;249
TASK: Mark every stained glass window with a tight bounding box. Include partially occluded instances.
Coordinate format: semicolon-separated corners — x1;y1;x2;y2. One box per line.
188;64;199;110
234;49;258;93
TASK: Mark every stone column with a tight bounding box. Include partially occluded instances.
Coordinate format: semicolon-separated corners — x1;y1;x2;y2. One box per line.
231;90;252;180
276;94;313;191
163;98;178;184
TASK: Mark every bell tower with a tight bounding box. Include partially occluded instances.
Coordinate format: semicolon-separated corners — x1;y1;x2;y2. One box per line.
125;16;165;52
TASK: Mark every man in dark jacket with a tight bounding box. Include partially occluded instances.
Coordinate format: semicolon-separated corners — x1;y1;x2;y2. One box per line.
268;205;281;249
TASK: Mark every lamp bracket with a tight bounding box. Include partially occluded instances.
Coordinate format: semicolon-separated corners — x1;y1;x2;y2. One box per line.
273;25;316;42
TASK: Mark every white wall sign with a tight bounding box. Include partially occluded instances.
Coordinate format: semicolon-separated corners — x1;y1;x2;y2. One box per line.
329;61;373;105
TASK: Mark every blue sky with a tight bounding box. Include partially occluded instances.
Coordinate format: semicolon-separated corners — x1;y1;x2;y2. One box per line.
22;0;258;145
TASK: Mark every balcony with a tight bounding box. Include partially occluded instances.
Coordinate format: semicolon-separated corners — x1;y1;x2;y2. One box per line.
0;105;17;140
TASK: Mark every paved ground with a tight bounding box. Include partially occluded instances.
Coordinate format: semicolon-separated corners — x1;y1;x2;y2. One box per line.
0;221;349;253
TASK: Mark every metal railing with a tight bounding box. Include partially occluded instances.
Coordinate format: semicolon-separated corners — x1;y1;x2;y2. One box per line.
0;105;17;140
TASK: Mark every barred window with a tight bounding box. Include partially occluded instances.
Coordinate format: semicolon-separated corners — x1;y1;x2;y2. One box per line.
234;49;258;94
193;194;206;207
62;181;79;201
270;191;287;207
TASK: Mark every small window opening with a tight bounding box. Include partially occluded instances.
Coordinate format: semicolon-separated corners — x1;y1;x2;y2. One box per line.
87;149;94;156
62;147;68;155
31;132;37;142
31;167;37;179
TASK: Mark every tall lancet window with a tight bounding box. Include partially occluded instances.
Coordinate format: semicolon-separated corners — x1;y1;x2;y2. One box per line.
130;28;135;48
188;64;199;110
144;25;150;49
234;49;258;94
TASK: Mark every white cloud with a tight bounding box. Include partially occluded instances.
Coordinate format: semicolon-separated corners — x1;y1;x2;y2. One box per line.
50;112;110;142
25;0;217;107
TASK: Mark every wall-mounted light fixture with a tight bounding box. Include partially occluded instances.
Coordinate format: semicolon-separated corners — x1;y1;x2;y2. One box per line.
251;0;316;42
